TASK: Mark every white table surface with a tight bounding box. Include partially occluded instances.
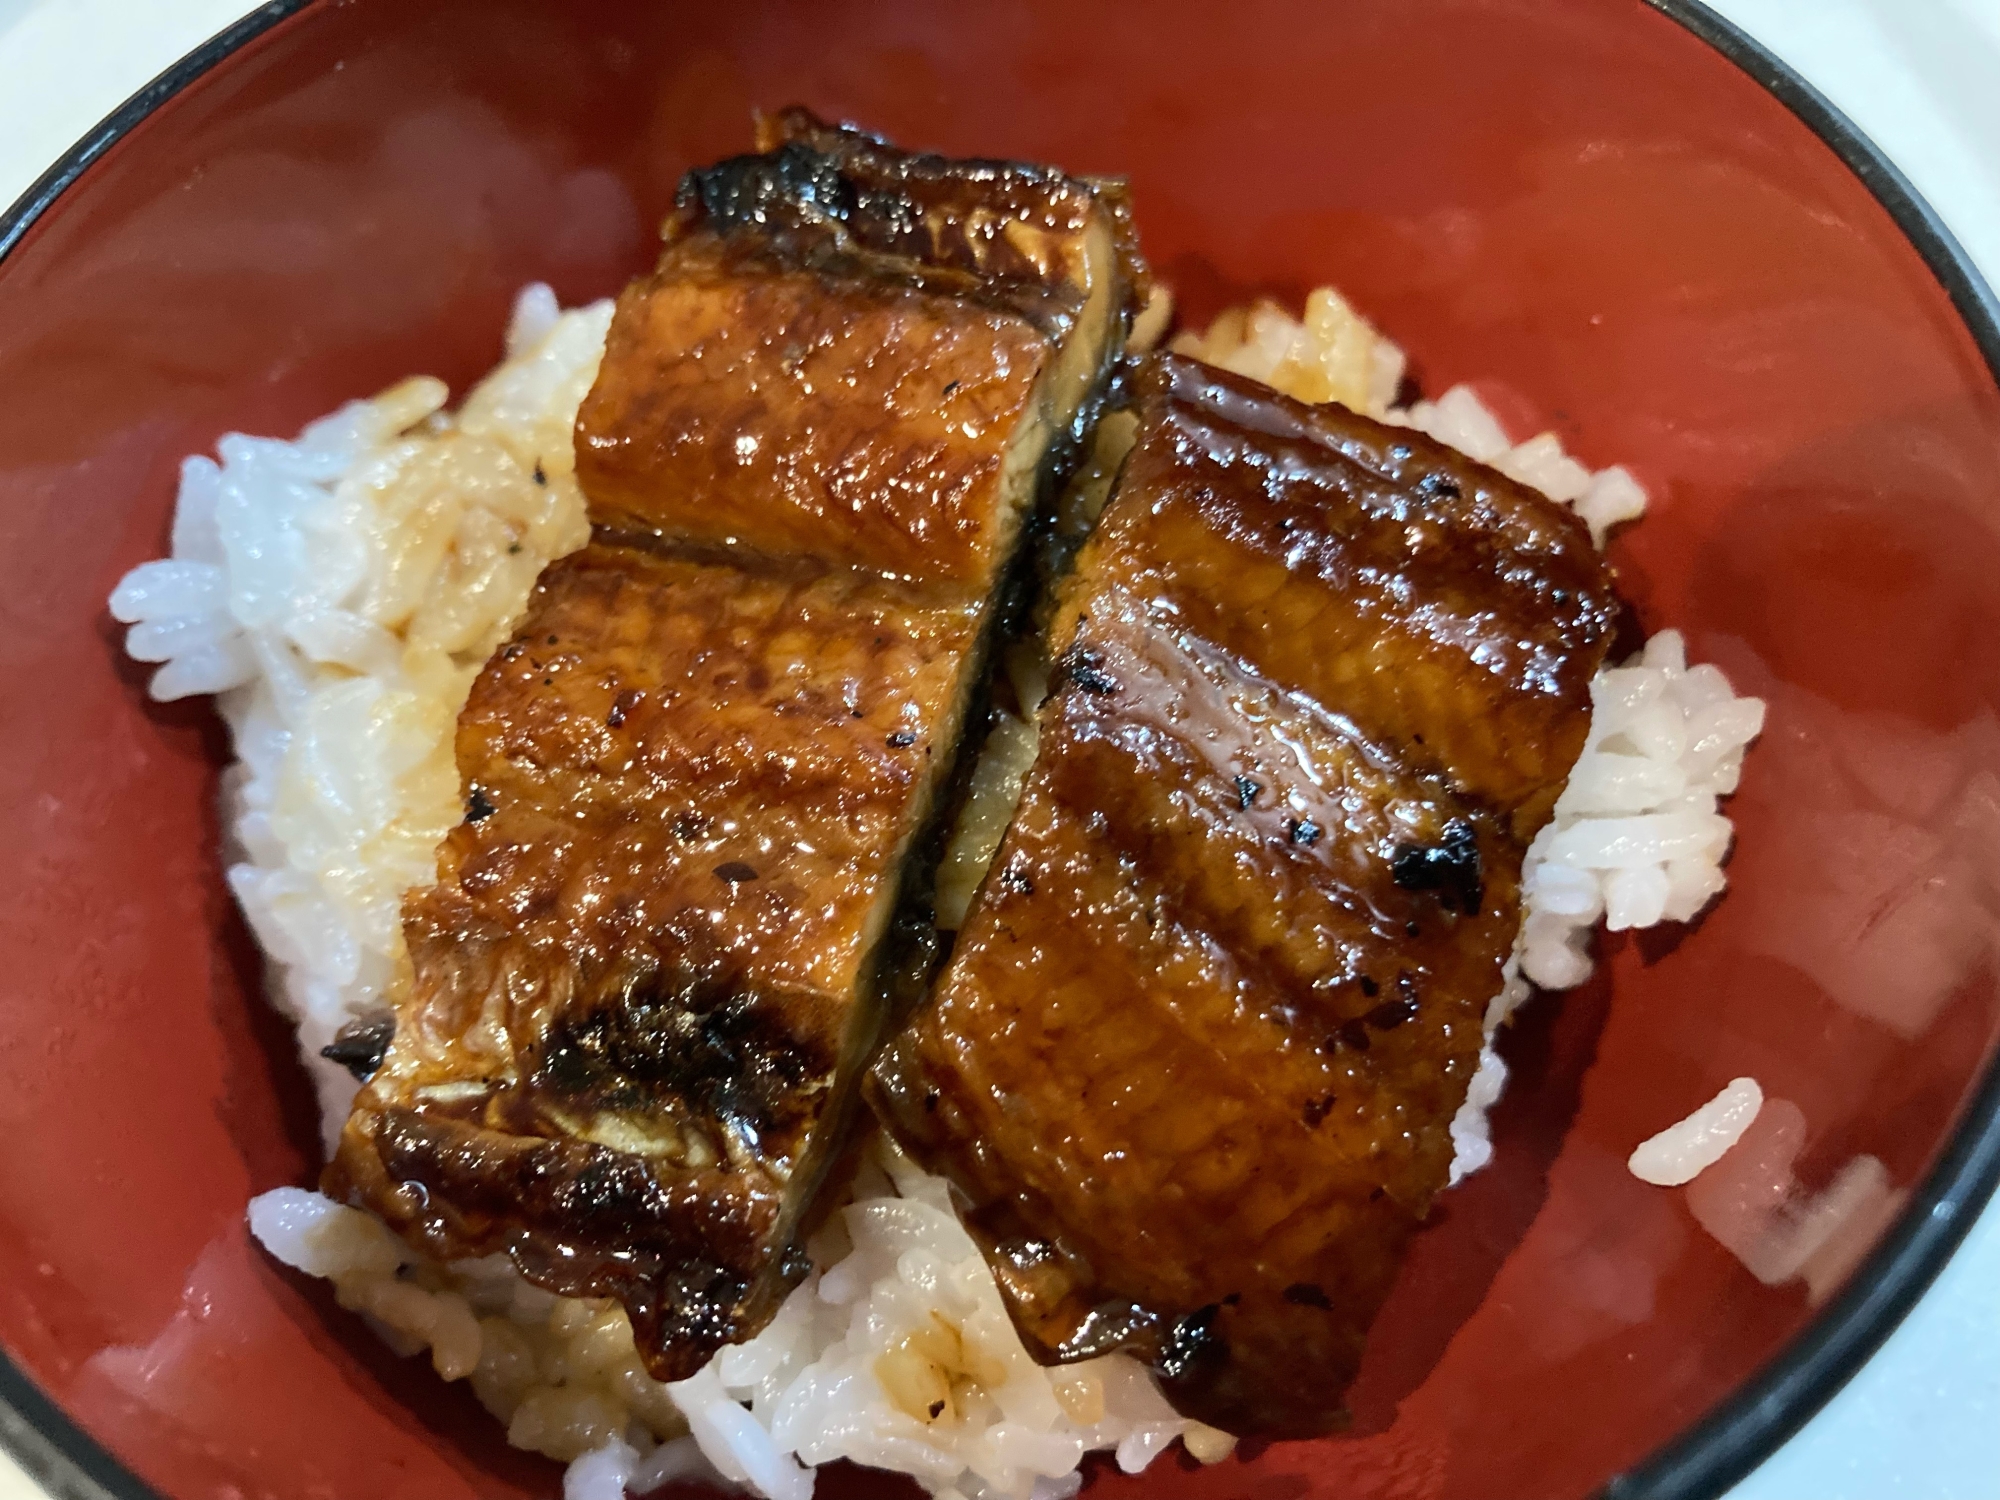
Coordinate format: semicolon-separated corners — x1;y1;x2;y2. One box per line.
1;1;1996;1497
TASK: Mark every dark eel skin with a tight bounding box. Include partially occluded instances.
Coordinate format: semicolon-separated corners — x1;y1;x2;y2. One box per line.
326;110;1146;1382
872;353;1620;1436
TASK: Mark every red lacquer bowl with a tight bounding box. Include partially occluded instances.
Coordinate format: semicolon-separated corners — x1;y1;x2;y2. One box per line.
3;3;1997;1498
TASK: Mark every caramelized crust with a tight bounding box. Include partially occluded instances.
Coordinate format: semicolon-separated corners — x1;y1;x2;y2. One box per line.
748;107;1149;320
576;238;1051;582
332;114;1143;1380
577;107;1143;574
435;547;976;1001
1091;361;1616;833
334;543;981;1365
873;354;1618;1435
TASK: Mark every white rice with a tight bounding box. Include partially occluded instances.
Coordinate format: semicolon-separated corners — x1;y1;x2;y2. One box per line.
115;283;1764;1499
1441;622;1765;1182
247;1181;703;1471
663;1144;1231;1500
1518;631;1768;989
1628;1078;1766;1187
108;283;609;1148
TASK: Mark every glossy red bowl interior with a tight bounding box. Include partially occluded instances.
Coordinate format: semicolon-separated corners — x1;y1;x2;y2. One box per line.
3;2;1998;1498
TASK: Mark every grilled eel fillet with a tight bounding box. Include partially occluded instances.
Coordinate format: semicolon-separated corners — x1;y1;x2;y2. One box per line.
872;353;1620;1437
328;110;1146;1381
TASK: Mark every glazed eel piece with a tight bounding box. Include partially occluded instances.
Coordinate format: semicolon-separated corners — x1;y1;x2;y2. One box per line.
328;110;1146;1381
873;353;1619;1436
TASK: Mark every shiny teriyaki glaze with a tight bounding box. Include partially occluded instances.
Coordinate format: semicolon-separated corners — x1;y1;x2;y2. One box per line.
329;112;1144;1381
873;354;1619;1436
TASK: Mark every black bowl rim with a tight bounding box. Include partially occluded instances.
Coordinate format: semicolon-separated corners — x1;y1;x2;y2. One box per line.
1;2;1997;1498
